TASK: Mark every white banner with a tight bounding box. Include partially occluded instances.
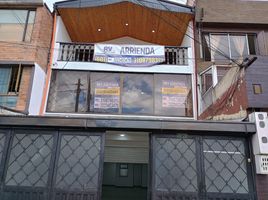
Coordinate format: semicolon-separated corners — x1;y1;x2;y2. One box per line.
93;44;165;67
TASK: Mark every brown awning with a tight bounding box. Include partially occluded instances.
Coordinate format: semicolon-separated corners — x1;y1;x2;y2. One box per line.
56;1;194;46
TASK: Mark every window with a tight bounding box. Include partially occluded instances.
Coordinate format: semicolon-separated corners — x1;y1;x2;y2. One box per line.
0;9;36;42
202;33;257;62
47;71;193;117
253;84;262;94
0;65;23;107
201;68;213;94
200;66;230;94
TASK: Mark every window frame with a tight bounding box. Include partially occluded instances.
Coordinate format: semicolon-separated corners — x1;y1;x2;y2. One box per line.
46;70;194;118
0;9;36;42
201;32;258;62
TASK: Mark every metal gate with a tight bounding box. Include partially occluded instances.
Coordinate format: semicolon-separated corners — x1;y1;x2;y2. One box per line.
0;129;104;200
151;134;255;200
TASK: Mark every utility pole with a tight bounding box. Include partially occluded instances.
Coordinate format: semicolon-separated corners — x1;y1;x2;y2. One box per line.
75;78;81;112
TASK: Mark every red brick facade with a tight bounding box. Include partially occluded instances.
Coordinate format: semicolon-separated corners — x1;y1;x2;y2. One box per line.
0;6;53;112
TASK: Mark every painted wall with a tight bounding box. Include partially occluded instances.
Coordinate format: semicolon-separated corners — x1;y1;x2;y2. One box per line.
245;56;268;108
28;64;46;115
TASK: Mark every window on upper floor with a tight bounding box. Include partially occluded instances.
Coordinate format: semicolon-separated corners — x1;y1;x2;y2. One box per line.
202;33;257;63
0;65;23;107
200;65;231;95
46;71;193;117
0;9;36;42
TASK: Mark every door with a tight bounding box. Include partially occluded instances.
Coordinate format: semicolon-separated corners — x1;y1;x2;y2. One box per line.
150;134;255;200
0;129;105;200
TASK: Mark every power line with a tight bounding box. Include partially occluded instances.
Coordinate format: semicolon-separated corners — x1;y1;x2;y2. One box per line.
147;0;243;67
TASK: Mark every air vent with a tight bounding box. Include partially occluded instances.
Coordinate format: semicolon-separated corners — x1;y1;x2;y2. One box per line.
255;155;268;174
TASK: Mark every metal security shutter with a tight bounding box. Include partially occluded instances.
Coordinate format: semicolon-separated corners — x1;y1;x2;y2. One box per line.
151;134;255;200
0;129;105;200
53;132;104;200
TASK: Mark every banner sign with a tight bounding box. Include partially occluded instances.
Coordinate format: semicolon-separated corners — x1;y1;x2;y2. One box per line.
93;44;165;67
161;80;188;108
94;81;120;109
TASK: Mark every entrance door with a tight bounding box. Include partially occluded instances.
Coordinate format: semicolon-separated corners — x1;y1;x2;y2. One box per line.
150;134;255;200
0;130;105;200
102;131;149;200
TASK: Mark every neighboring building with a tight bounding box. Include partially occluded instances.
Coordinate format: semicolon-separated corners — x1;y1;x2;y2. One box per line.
0;0;53;115
195;0;268;199
196;0;268;121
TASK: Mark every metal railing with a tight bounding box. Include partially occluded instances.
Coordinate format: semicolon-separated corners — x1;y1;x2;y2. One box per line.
58;42;189;65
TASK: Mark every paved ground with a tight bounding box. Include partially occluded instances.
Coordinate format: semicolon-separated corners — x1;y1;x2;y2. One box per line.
102;186;147;200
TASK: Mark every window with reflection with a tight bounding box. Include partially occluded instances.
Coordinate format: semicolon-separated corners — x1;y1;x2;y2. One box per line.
155;74;193;117
47;70;193;117
202;33;257;62
0;10;36;42
90;73;120;113
122;74;153;114
47;71;89;113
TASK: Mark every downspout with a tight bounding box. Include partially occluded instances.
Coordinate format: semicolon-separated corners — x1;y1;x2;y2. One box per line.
39;11;57;115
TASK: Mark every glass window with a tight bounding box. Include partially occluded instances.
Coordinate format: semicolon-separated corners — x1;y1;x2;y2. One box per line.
201;68;213;94
90;73;120;113
47;71;193;117
0;10;35;42
0;65;22;108
217;66;230;83
155;74;193;117
210;34;230;62
47;71;89;113
248;34;257;55
202;33;211;61
202;33;257;62
122;74;153;114
230;35;248;60
24;11;36;42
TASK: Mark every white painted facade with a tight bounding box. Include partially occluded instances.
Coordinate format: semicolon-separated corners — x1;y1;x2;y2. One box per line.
46;15;197;119
28;64;46;115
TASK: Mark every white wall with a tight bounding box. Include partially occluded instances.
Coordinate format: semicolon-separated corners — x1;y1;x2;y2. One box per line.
28;64;46;115
53;16;72;64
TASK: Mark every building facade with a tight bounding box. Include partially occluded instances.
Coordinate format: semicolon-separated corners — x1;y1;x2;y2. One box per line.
0;0;53;115
196;0;268;121
195;0;268;199
0;0;266;200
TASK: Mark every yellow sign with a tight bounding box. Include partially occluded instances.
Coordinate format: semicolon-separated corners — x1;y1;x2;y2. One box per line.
162;87;188;95
95;88;120;96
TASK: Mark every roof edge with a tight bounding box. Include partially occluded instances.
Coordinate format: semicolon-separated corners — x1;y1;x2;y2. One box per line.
55;0;194;14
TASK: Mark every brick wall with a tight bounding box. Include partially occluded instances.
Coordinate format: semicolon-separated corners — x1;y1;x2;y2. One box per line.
16;66;33;111
0;6;53;112
0;7;53;69
256;175;268;200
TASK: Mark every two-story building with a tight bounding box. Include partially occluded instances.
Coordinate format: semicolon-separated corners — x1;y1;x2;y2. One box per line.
0;0;53;115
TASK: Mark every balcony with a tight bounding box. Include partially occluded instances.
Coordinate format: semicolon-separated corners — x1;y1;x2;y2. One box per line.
57;42;189;66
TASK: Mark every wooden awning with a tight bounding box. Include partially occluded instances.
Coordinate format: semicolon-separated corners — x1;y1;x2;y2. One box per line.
56;0;194;46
